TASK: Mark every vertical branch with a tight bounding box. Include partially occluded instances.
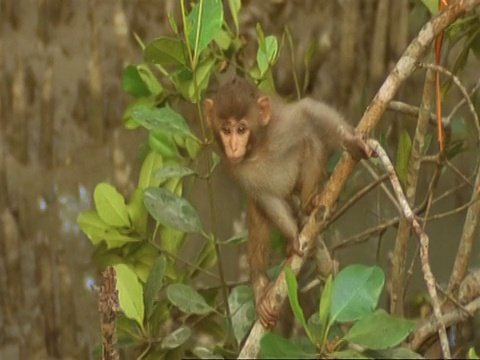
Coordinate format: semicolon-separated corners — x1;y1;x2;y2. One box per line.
390;68;436;315
98;267;119;360
447;161;480;292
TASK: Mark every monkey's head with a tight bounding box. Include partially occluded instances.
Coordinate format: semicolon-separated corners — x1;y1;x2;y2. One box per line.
204;78;271;165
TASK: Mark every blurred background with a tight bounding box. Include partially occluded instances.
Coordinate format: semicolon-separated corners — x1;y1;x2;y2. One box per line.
0;0;479;358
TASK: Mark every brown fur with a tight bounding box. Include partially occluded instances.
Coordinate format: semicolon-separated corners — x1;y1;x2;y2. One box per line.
205;77;370;328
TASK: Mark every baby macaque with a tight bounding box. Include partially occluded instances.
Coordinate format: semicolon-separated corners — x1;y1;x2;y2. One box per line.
204;77;370;328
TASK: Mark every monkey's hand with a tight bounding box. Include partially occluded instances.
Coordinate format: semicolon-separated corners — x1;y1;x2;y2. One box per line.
344;133;374;160
256;281;278;328
286;236;303;258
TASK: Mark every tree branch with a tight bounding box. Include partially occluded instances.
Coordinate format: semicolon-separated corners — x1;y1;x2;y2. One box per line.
368;139;450;357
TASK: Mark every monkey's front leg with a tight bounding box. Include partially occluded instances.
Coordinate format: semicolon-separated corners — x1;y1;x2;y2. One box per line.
258;194;304;258
343;133;374;160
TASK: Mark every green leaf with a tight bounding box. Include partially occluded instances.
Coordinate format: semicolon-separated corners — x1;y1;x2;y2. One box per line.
260;333;314;359
136;64;164;96
419;0;438;14
211;152;220;172
123;97;156;130
94;183;131;228
285;267;313;342
144;36;187;67
138;151;164;190
192;236;217;278
256;25;278;77
468;347;480;359
344;309;415;350
133;261;150;283
129;104;191;137
187;0;223;61
265;36;279;64
227;0;241;34
144;255;167;318
422;133;433;155
102;228;140;249
256;24;267;76
122;65;151;97
185;137;202;159
148;130;178;159
178;58;215;102
214;29;232;50
395;130;412;186
192;346;224;359
166;283;214;315
319;275;333;339
159;225;186;261
451;117;467;138
155;166;196;182
330;265;384;323
143;187;203;234
168;13;179;35
77;210;110;245
329;350;369;359
126;189;148;236
115;264;145;328
229;285;256;345
161;325;191;349
365;347;423;359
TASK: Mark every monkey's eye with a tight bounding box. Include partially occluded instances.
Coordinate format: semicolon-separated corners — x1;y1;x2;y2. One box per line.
221;127;231;135
237;125;247;135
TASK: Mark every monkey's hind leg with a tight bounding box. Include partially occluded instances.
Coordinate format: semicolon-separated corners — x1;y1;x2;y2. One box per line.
247;201;279;328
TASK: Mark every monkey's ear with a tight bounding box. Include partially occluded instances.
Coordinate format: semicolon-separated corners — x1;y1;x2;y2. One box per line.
257;96;271;126
204;98;215;128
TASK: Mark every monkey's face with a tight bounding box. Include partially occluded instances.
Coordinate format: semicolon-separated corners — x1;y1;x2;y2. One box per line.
219;119;250;165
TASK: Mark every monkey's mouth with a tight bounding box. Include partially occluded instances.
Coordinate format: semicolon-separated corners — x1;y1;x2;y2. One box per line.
229;156;244;165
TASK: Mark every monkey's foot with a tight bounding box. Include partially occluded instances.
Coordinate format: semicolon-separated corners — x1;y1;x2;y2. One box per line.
257;282;278;328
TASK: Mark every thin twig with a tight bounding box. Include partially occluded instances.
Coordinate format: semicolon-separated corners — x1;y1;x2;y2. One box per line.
368;139;450;358
435;283;473;317
418;63;480;140
426;197;479;222
387;100;438;126
444;77;480;125
445;159;475;188
361;161;401;211
409;295;480;351
328;173;389;225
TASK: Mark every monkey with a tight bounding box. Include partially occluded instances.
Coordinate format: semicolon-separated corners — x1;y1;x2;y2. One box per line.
204;77;371;328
